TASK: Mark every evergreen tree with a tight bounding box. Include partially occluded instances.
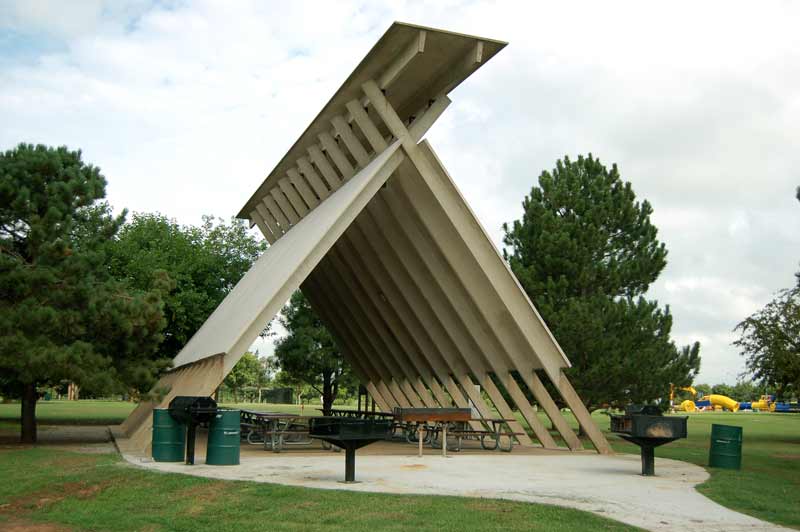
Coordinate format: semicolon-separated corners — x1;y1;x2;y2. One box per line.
273;291;354;414
503;154;700;411
0;144;169;442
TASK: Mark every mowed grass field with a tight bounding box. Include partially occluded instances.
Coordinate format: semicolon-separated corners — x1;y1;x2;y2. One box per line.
0;401;798;530
0;448;637;532
0;400;135;425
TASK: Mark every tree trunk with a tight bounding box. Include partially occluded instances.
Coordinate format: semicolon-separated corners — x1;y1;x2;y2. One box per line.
322;372;334;416
20;382;38;444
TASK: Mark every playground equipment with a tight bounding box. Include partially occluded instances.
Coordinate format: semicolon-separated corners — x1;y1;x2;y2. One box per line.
670;385;698;412
675;389;796;414
688;395;738;412
773;401;800;412
670;384;741;412
707;394;739;412
749;395;774;412
739;396;799;412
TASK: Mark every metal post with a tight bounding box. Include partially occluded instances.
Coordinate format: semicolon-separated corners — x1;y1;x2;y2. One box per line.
442;423;448;458
345;446;356;482
185;422;196;465
641;445;655;476
418;424;423;457
271;426;280;453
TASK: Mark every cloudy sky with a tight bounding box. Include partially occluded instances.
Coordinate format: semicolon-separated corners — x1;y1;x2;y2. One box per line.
2;0;798;385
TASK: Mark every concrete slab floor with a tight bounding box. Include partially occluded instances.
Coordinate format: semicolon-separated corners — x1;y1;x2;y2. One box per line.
119;438;788;532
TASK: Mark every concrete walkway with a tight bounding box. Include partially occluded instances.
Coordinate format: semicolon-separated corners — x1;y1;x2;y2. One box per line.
122;448;788;531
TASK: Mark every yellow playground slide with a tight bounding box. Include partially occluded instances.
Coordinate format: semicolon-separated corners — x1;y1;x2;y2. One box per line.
708;394;739;412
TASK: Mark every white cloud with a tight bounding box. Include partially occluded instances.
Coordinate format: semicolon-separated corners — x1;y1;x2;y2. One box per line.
2;0;799;384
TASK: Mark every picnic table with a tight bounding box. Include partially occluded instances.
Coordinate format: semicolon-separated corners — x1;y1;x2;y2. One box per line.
240;410;319;453
447;418;520;452
320;408;396;420
393;408;521;455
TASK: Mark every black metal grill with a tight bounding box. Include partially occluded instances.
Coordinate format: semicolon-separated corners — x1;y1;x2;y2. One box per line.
167;396;218;465
610;405;687;476
309;417;393;482
168;396;218;424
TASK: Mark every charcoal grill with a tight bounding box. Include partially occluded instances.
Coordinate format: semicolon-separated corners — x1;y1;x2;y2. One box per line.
610;405;687;476
308;417;393;482
168;396;218;465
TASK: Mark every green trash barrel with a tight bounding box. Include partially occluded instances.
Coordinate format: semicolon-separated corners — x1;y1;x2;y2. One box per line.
152;408;185;462
709;424;742;470
206;409;241;465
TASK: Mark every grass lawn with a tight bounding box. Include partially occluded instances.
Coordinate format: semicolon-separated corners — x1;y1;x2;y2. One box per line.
1;401;798;529
0;448;637;532
0;400;136;425
0;400;326;425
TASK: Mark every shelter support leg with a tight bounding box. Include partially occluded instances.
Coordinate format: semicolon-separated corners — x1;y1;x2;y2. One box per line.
500;374;558;449
557;372;612;454
364;382;392;413
523;372;583;451
124;355;225;455
478;375;534;447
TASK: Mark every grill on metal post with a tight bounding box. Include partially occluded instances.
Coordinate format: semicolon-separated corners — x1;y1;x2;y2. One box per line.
609;405;688;476
167;396;218;465
308;417;393;482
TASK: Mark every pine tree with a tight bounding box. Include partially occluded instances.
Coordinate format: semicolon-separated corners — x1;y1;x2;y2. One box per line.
503;154;700;411
0;144;169;442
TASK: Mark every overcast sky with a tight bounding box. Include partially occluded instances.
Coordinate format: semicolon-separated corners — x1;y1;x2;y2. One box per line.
2;0;798;385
